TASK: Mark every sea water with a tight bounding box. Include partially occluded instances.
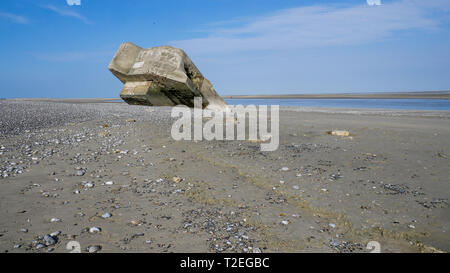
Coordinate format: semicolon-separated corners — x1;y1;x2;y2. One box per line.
224;99;450;111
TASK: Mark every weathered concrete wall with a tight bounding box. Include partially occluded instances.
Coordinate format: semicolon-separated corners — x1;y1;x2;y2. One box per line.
108;42;227;110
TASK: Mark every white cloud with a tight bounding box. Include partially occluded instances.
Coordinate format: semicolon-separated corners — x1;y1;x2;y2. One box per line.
66;0;81;6
0;12;28;24
44;5;90;24
172;0;450;55
367;0;382;6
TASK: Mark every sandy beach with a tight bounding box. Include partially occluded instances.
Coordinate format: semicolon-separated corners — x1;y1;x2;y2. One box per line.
0;99;449;253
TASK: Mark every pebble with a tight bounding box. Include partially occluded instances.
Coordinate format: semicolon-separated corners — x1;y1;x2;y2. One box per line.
281;220;289;225
50;231;61;237
82;181;94;189
281;167;289;171
87;245;102;253
36;243;46;250
105;181;114;185
89;227;102;233
172;176;182;183
44;234;57;246
253;247;262;253
329;223;336;228
330;240;340;247
102;213;112;219
50;218;61;223
130;220;140;226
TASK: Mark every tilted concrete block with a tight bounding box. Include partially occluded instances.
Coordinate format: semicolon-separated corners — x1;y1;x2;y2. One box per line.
108;42;227;110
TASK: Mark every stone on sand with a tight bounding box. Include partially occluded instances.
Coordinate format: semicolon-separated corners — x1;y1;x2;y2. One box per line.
329;130;350;137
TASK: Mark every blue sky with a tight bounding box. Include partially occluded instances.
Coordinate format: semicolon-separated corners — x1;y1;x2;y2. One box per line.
0;0;449;98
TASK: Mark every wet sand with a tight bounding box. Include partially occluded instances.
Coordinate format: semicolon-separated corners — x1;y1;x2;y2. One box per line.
0;99;449;253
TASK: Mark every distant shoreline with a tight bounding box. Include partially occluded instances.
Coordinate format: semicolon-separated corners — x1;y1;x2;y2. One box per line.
4;91;450;102
223;91;450;100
